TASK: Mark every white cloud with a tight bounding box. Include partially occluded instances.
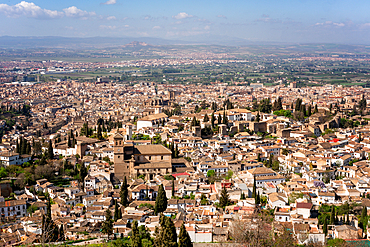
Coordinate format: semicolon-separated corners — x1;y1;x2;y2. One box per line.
0;1;63;18
204;25;210;30
106;16;116;20
63;6;96;18
102;0;117;5
100;25;116;30
217;15;226;19
172;12;193;20
0;2;96;19
152;26;161;30
315;21;345;27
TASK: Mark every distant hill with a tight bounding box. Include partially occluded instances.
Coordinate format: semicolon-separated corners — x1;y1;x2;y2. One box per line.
0;36;186;49
122;41;152;48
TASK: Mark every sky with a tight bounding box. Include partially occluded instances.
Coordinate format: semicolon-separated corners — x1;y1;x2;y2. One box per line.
1;0;370;44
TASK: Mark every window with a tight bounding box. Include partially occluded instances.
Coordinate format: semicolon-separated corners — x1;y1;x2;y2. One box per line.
161;156;163;160
149;156;151;160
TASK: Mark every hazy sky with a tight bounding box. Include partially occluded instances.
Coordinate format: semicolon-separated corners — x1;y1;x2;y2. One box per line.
1;0;370;44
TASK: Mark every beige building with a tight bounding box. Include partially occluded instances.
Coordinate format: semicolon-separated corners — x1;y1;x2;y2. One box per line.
113;133;172;180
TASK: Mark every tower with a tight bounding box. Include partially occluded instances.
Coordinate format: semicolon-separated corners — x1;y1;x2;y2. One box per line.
113;133;130;179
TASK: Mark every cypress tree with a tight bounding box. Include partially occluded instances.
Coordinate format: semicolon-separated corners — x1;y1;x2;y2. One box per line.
67;138;71;148
211;112;215;128
102;209;113;240
131;220;142;247
277;97;282;111
178;223;193;247
163;216;178;247
174;145;179;158
171;179;175;198
26;142;31;155
314;104;318;113
114;200;120;222
79;163;87;186
218;113;222;124
255;112;260;122
255;191;260;205
323;217;328;236
21;138;27;155
219;186;230;209
330;205;335;225
59;224;65;241
346;212;350;225
47;140;54;160
97;124;102;140
120;176;128;206
240;192;245;200
19;137;23;155
252;176;257;199
155;184;167;215
307;105;312;117
203;114;209;122
362;206;368;231
295;98;302;112
301;104;306;116
222;110;227;124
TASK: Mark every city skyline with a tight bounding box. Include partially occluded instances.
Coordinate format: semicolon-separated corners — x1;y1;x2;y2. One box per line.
1;0;370;44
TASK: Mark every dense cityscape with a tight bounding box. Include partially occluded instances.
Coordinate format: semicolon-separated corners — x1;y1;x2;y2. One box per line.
0;43;369;247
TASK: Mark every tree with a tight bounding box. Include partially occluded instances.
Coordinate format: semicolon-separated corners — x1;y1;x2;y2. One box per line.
255;112;260;122
79;163;87;187
190;117;199;127
218;113;222;125
178;223;193;247
41;196;59;243
162;215;178;247
155;184;167;215
102;209;113;239
174;144;179;158
203;114;209;122
252;176;257;199
359;95;367;111
171;179;175;198
361;206;368;231
97;124;103;140
323;217;328;236
58;224;65;241
330;205;335;225
114;199;121;222
219;186;230;209
295;98;302;112
207;170;215;178
300;104;307;117
258;98;272;113
27;204;38;216
240;192;245;200
273;97;283;112
314;104;318;113
255;191;261;205
222;110;228;124
307;105;312;117
132;220;142;247
120;176;128;206
211;112;215;129
47;140;54;160
200;194;208;205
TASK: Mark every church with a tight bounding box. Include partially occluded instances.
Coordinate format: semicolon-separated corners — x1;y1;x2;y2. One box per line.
113;133;173;181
